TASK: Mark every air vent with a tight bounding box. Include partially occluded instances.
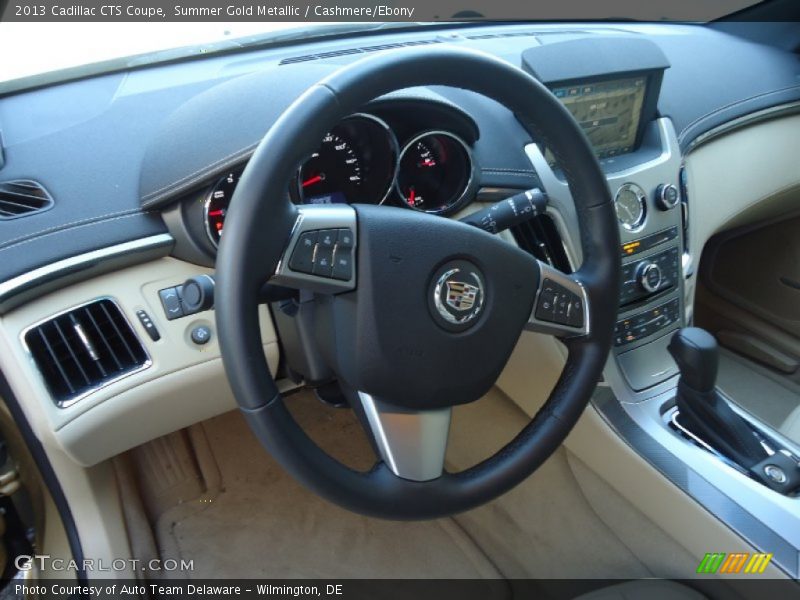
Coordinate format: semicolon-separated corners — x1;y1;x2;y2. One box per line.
24;299;149;407
0;180;54;219
511;214;572;274
465;31;541;40
464;30;587;41
279;39;442;65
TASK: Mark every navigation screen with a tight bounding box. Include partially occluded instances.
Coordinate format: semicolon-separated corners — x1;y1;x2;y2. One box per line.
552;76;647;159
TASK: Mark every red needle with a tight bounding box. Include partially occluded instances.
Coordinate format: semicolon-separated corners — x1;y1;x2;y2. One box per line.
302;174;323;188
208;210;224;217
407;188;416;206
420;159;436;167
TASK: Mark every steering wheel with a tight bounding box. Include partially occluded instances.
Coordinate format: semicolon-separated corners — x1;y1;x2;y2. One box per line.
215;46;620;520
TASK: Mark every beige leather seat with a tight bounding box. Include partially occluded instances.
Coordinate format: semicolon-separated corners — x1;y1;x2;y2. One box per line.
574;580;706;600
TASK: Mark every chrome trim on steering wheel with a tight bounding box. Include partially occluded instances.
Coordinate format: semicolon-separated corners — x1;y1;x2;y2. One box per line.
526;261;590;338
272;205;357;294
358;392;451;482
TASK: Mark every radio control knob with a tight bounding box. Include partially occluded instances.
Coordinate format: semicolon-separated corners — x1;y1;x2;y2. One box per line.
656;183;680;210
638;262;662;293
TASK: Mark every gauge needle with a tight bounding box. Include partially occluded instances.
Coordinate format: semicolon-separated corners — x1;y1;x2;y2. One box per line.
420;159;436;168
208;210;224;217
407;188;416;206
302;174;323;188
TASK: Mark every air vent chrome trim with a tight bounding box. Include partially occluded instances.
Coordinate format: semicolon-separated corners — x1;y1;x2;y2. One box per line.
0;180;54;220
21;297;152;408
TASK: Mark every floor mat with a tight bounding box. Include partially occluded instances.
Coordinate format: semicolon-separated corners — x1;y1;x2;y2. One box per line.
155;391;502;580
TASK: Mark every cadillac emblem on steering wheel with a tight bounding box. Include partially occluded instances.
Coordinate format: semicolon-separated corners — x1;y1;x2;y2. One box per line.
446;280;479;311
432;265;485;329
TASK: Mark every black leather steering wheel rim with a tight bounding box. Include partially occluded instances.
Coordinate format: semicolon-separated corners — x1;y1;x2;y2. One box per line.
215;46;620;520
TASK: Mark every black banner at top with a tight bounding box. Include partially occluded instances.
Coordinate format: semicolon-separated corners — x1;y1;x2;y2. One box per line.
0;0;770;22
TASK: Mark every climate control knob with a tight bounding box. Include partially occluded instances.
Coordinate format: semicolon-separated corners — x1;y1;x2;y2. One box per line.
637;262;662;293
656;183;680;211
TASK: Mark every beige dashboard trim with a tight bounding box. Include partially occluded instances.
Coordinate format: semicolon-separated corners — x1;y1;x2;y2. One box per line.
0;234;174;314
684;100;800;155
0;256;279;466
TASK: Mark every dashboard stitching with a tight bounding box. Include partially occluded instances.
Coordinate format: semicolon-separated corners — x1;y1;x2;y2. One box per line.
141;142;259;206
0;212;155;253
0;208;147;251
677;83;800;142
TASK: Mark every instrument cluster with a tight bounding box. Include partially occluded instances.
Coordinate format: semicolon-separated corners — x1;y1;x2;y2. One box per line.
200;113;476;248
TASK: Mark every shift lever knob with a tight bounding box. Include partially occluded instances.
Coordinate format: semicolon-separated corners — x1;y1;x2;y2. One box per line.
667;327;719;393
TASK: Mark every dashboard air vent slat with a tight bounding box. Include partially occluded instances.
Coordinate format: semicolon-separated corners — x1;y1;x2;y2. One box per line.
0;180;54;219
279;39;442;65
24;299;149;407
511;214;572;274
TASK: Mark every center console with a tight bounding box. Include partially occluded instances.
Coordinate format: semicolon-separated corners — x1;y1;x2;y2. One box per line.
520;36;800;579
521;35;685;391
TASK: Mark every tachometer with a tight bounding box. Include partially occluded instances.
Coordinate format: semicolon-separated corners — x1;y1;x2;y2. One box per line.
204;170;242;247
395;131;473;214
298;114;398;205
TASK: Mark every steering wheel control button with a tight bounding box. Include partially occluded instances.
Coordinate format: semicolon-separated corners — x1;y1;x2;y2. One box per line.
656;183;680;210
331;248;353;281
312;245;334;277
336;228;354;249
536;279;583;327
289;231;318;274
158;287;184;320
318;230;336;249
430;262;485;332
190;325;212;345
135;309;160;342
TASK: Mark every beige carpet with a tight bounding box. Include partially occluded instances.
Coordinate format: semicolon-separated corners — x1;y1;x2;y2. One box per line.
154;388;650;582
155;391;502;580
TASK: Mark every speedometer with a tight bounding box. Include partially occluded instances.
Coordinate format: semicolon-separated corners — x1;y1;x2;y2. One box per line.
299;132;362;205
298;114;398;205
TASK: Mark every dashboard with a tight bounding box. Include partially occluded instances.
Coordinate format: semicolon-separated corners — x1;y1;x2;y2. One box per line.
0;21;799;470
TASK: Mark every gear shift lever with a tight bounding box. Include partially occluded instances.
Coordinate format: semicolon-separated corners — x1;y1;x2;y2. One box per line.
667;328;718;393
669;328;800;493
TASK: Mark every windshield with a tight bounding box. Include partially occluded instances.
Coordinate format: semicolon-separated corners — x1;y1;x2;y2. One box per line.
0;22;345;85
0;1;768;93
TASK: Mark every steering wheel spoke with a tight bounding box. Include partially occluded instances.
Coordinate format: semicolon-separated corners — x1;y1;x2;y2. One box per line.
271;205;358;294
526;261;589;338
357;392;451;482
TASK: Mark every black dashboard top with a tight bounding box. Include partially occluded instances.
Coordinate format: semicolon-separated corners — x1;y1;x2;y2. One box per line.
0;22;799;294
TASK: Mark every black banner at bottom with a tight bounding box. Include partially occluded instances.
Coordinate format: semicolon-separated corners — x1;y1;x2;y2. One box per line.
6;578;800;600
